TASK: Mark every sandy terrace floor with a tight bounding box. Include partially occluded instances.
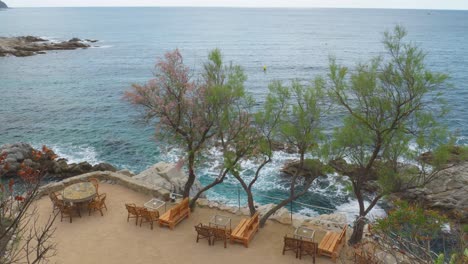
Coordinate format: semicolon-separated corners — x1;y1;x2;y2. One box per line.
33;183;348;264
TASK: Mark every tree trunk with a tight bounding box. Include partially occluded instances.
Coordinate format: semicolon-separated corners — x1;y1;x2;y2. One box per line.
188;177;222;210
259;176;315;227
259;198;293;228
183;152;196;198
348;216;366;245
246;190;256;216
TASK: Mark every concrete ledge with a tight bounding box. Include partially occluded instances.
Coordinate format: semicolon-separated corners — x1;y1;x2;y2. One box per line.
38;171;171;200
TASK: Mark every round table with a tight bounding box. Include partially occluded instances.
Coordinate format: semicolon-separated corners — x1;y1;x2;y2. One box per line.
63;182;97;203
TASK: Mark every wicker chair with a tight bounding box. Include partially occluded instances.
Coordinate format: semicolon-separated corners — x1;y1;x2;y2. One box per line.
300;240;318;263
88;193;107;216
88;178;99;194
139;208;159;230
194;224;212;246
49;192;63;212
283;235;301;258
125;203;141;225
58;203;80;223
211;226;231;248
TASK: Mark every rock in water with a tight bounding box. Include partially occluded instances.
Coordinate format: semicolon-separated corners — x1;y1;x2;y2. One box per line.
0;36;95;57
133;162;203;196
0;1;7;8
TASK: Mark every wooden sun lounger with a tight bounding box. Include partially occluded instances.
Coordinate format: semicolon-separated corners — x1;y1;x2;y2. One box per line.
318;225;347;262
230;212;259;248
159;198;190;230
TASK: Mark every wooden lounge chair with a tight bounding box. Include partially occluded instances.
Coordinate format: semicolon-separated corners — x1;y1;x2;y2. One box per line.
58;203;80;223
125;203;141;225
282;235;301;258
230;212;259;248
139;208;159;230
88;178;99;194
300;240;318;264
318;225;347;262
88;193;107;216
211;226;231;248
159;198;190;230
194;223;212;246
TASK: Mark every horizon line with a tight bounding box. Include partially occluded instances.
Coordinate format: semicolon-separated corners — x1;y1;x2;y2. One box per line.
4;5;468;11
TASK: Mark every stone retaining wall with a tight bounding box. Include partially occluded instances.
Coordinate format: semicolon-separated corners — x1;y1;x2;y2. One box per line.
39;171;347;232
38;171;171;200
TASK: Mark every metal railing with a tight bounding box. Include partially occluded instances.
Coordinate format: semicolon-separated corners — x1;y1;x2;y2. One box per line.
202;185;346;225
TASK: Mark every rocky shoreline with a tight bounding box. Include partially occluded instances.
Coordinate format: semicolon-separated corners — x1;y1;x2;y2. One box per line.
0;36;98;57
2;142;467;223
0;143;116;178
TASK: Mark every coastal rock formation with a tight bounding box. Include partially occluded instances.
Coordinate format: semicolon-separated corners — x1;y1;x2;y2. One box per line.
281;159;328;178
133;162;203;196
0;143;116;178
0;1;7;8
0;36;97;57
395;162;468;223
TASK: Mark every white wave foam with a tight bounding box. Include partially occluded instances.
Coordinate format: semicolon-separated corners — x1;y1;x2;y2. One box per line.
335;199;386;224
90;45;113;49
32;143;101;165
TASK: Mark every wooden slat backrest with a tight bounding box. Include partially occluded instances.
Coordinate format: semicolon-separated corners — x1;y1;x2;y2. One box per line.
180;198;189;210
319;232;338;251
232;219;248;237
338;225;347;243
168;206;180;220
239;212;258;237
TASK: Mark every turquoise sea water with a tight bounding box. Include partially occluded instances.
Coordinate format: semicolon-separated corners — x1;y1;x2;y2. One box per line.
1;7;467;218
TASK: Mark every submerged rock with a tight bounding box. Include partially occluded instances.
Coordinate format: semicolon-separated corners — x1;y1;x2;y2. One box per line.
281;159;328;178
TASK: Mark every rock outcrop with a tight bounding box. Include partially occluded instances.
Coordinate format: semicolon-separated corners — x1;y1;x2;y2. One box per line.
395;162;468;223
0;143;116;178
0;1;7;8
0;36;97;57
133;162;203;196
281;159;328;178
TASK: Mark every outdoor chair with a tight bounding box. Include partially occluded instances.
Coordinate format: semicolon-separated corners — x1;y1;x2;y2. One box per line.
282;235;301;258
88;178;99;194
194;223;212;246
211;226;231;248
139;208;159;230
88;193;107;216
300;240;318;263
58;203;80;223
125;203;141;225
49;192;63;212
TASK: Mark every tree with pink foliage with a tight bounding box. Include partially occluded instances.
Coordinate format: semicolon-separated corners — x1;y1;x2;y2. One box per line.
125;49;248;207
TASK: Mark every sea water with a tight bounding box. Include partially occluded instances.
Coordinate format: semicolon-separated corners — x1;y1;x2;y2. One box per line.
1;7;468;220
